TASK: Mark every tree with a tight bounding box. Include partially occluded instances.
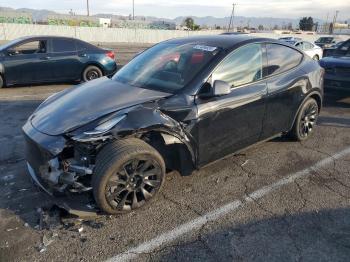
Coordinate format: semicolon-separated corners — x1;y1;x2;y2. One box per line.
258;24;264;31
299;17;314;31
183;17;200;30
184;17;194;30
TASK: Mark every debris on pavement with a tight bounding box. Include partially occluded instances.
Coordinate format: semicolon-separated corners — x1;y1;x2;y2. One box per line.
38;232;59;253
241;160;249;167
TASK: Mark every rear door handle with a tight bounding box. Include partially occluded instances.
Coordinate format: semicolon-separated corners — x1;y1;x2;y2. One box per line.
79;54;87;57
40;56;51;60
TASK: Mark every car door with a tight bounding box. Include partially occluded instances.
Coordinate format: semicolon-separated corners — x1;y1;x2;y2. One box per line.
261;43;305;140
3;39;52;84
195;43;267;166
48;38;82;81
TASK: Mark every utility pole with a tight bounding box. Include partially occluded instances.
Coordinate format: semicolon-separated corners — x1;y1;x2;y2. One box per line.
331;10;339;34
227;3;236;32
87;0;90;16
133;0;135;20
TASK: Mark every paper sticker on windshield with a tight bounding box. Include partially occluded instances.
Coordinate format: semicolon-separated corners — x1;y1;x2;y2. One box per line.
193;45;217;52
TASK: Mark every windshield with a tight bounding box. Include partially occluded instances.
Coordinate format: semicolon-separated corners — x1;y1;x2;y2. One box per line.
316;37;333;43
112;43;221;93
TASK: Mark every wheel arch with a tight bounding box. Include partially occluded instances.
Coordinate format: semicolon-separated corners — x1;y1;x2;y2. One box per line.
288;90;322;132
140;130;196;176
107;107;197;176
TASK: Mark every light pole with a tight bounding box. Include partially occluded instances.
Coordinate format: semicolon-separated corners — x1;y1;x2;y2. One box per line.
227;3;236;32
87;0;90;16
133;0;135;20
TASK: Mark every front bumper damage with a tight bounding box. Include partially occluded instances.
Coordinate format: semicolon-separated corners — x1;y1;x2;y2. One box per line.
23;121;99;217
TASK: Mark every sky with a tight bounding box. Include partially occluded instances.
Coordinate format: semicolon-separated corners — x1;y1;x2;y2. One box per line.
0;0;349;21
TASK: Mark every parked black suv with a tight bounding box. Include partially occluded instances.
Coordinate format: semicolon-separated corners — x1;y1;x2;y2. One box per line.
23;35;323;214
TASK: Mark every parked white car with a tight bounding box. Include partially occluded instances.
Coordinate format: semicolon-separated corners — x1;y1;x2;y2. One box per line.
294;41;323;60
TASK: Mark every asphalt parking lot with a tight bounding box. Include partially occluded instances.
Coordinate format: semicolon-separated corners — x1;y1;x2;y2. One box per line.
0;45;350;262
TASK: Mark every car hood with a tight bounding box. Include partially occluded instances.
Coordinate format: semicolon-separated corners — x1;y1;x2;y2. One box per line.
31;77;172;136
320;56;350;68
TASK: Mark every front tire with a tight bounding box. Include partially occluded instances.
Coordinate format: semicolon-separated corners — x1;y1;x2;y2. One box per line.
312;55;319;61
0;75;4;88
289;98;319;141
92;138;165;214
82;65;103;82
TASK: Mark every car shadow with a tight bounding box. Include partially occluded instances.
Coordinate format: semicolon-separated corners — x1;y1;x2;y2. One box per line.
157;208;350;261
324;90;350;109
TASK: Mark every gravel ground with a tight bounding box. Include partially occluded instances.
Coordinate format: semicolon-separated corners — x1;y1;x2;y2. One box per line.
0;44;350;262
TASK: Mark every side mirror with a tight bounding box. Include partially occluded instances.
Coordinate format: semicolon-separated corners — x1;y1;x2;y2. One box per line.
212;80;231;96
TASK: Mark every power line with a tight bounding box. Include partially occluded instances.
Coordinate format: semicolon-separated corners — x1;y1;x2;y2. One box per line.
227;3;236;32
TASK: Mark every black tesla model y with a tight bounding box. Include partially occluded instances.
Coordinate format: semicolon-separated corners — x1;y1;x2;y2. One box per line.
23;35;324;214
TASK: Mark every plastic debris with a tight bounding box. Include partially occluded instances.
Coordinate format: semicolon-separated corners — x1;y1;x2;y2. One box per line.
241;160;249;167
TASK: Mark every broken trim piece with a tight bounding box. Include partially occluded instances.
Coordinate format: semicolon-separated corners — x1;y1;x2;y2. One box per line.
27;162;53;196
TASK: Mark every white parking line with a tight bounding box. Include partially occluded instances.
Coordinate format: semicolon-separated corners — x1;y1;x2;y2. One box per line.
107;146;350;262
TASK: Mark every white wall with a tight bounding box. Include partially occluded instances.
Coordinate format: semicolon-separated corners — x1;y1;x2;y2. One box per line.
0;23;348;44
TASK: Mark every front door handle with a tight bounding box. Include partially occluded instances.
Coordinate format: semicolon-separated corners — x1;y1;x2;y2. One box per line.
40;56;51;60
79;53;87;57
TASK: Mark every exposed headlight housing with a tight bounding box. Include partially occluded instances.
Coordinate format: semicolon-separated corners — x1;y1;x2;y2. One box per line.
72;114;126;142
83;115;126;136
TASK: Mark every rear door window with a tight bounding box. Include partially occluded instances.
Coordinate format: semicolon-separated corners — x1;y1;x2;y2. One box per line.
266;44;303;76
51;39;76;53
76;40;95;51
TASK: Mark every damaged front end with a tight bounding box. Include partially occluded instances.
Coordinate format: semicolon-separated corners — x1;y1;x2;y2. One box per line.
23;121;100;196
23;102;196;213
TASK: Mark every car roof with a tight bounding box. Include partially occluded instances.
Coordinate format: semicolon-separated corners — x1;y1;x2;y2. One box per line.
15;35;79;41
162;35;277;50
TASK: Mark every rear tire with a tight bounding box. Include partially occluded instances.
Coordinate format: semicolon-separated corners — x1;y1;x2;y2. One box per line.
312;55;319;61
289;98;319;141
92;138;165;214
82;65;103;82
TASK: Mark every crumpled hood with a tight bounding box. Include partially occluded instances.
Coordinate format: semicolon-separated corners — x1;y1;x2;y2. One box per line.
31;77;172;136
320;56;350;68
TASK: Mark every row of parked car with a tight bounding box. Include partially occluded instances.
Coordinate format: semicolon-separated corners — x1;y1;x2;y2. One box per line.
0;35;117;88
0;34;348;91
278;36;350;90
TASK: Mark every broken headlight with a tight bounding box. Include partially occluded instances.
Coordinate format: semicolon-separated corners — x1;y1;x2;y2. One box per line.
83;115;126;136
72;114;126;141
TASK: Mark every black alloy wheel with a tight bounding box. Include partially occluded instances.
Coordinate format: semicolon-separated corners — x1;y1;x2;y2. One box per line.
92;138;165;214
289;98;319;141
298;101;318;138
105;157;162;211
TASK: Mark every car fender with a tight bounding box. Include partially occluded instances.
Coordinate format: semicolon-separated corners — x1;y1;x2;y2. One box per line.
109;104;197;164
289;90;323;131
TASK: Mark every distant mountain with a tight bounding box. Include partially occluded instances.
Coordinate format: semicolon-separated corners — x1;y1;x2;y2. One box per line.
0;7;57;21
0;6;325;29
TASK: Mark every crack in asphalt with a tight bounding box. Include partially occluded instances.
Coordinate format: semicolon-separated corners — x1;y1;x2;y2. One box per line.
161;193;203;217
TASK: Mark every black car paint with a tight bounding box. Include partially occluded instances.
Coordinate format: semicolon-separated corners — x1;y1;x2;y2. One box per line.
0;36;117;86
23;35;323;197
